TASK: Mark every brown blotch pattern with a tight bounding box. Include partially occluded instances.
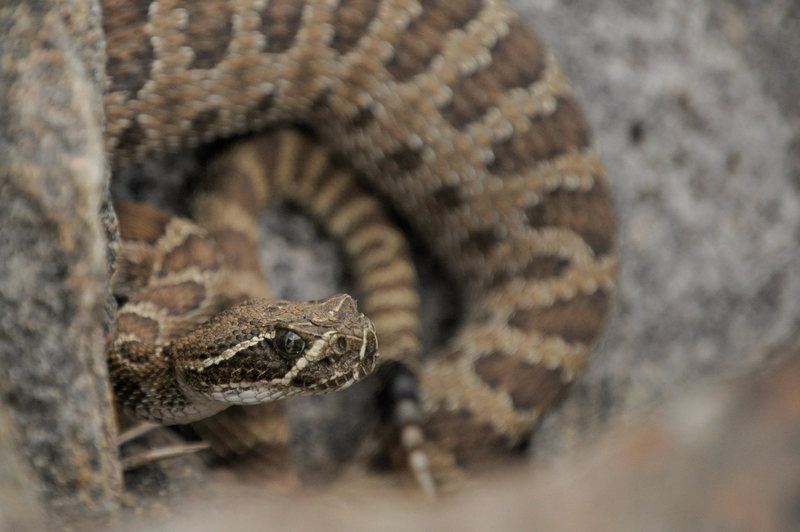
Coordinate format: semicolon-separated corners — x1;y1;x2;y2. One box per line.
115;202;172;244
244;92;275;125
309;169;362;218
308;89;333;118
190;108;222;140
488;97;591;175
347;106;376;131
425;408;518;467
340;209;385;241
508;291;611;344
524;184;615;257
441;21;547;129
474;352;565;411
203;160;262;216
184;3;233;70
465;226;502;255
488;254;571;288
140;281;207;314
329;0;379;54
432;184;465;209
112;255;154;299
115;120;147;155
520;255;571;279
357;255;402;280
209;229;262;274
103;0;153;95
116;313;160;344
288;135;334;191
259;0;306;53
254;131;322;194
161;233;219;275
376;145;424;176
386;0;484;82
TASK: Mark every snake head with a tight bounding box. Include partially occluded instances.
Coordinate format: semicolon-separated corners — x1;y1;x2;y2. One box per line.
172;294;379;408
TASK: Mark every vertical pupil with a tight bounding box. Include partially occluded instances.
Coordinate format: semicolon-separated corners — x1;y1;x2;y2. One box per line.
281;331;303;354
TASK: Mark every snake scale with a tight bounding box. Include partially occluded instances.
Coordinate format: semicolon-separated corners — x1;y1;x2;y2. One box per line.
105;0;617;489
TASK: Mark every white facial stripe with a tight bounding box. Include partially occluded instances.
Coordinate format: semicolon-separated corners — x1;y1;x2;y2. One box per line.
304;330;337;362
200;328;368;401
273;337;325;385
271;329;364;386
191;331;276;371
329;295;350;314
114;333;144;344
359;326;368;360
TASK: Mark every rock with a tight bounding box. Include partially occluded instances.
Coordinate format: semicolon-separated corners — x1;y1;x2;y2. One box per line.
0;0;120;525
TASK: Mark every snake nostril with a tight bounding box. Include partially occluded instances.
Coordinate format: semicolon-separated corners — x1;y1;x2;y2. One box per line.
316;358;333;375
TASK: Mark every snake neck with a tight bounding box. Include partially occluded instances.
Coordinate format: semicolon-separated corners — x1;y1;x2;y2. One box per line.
108;340;228;424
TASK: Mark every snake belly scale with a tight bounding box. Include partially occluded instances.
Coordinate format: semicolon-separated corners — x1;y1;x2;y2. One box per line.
105;0;617;484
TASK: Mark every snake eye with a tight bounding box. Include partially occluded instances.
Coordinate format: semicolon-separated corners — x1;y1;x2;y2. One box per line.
274;329;305;357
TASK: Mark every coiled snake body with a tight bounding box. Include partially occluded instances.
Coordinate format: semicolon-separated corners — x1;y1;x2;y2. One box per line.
105;0;616;486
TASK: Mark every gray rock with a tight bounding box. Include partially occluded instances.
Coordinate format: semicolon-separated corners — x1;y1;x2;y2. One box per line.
0;0;120;524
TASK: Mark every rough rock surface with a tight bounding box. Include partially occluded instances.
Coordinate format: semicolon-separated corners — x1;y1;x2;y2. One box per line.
0;0;120;523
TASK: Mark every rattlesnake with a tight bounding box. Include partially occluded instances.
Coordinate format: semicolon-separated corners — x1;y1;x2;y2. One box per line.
105;0;617;488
